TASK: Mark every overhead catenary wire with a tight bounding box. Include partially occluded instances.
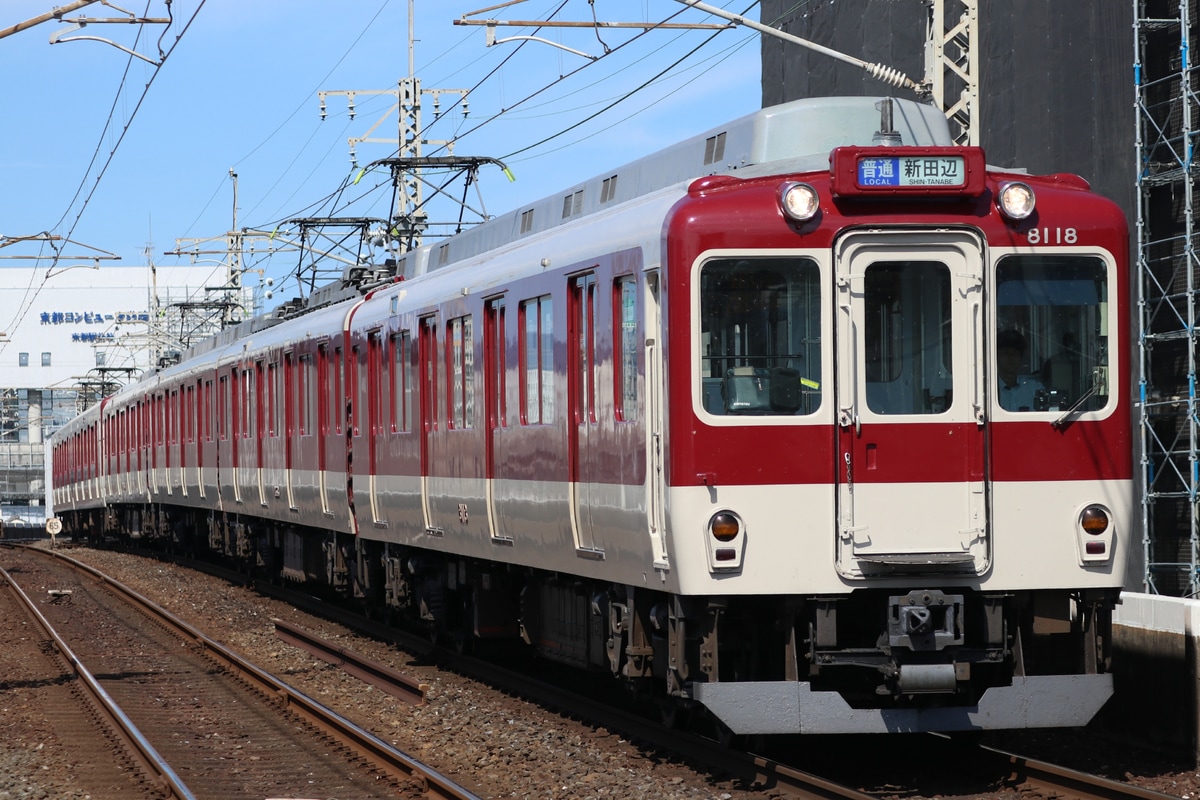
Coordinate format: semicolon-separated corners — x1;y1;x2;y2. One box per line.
0;0;206;358
248;0;759;232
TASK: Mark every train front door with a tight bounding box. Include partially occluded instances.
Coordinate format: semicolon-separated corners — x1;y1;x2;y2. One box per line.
833;230;988;578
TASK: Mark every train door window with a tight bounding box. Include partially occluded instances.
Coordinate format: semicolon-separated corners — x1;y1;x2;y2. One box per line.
485;301;507;429
243;367;256;439
164;392;173;449
233;370;244;441
448;316;474;429
299;353;314;436
171;390;180;447
368;330;385;436
157;394;166;446
333;346;345;435
184;386;194;444
284;353;295;437
219;375;230;441
520;295;554;424
392;332;413;433
863;261;952;415
995;255;1109;414
571;274;598;424
615;277;638;421
267;362;279;437
699;256;822;416
204;380;214;442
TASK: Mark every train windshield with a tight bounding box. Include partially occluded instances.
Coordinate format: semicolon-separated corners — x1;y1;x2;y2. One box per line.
995;255;1109;413
863;261;953;415
699;256;821;416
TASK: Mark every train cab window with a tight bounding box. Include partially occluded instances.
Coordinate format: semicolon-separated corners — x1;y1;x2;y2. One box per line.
863;261;952;415
995;255;1109;414
699;256;821;416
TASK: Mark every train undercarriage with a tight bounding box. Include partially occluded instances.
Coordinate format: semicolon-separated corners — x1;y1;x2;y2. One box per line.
67;503;1117;734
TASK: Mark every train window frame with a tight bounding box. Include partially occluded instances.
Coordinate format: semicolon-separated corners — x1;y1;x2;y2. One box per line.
691;249;828;425
989;248;1117;420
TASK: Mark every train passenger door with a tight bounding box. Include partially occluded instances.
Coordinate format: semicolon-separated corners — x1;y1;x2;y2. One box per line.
568;273;601;555
834;230;987;577
484;297;506;540
367;329;384;524
643;271;668;568
419;315;438;532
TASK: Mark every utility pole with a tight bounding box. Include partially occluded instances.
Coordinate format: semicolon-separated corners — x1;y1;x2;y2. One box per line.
165;172;292;343
319;0;478;251
228;168;241;327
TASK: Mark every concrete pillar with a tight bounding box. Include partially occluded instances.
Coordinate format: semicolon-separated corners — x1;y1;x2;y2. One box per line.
26;390;41;444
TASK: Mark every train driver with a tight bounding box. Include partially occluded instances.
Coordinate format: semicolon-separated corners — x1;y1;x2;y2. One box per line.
997;329;1045;412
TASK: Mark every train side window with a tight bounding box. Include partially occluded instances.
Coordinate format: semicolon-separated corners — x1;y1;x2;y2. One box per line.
615;277;638;421
699;256;821;416
520;295;554;424
448;316;474;429
392;332;413;433
995;255;1109;414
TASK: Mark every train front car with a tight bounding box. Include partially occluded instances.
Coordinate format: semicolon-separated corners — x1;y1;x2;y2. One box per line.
664;103;1130;734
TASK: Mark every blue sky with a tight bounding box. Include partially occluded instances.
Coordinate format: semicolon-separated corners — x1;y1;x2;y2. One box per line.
0;0;762;296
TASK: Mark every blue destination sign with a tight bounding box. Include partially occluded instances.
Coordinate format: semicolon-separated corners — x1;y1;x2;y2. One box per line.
857;155;966;188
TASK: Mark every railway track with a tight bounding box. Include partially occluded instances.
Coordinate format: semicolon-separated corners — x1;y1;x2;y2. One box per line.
0;544;482;800
18;542;1185;800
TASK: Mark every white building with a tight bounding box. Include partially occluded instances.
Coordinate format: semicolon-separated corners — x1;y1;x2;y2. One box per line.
0;263;247;530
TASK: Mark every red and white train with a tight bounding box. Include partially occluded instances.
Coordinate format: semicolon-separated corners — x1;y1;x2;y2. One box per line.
49;96;1131;735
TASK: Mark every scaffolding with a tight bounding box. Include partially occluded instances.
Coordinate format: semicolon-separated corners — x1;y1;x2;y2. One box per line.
1136;0;1200;596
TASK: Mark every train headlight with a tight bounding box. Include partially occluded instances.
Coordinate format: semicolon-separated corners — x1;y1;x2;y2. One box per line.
997;181;1036;220
1076;504;1115;564
706;510;745;572
780;182;820;222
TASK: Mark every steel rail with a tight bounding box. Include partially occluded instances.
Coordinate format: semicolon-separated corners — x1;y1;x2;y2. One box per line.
24;546;483;800
272;616;429;705
0;563;196;800
985;745;1182;800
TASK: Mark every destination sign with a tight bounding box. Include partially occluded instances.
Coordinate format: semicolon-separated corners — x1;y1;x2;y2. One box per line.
856;155;966;188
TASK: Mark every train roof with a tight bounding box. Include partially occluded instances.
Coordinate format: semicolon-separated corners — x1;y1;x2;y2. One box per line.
396;95;951;280
164;97;950;374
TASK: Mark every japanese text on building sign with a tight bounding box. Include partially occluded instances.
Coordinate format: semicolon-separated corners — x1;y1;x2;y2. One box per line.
40;311;150;325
